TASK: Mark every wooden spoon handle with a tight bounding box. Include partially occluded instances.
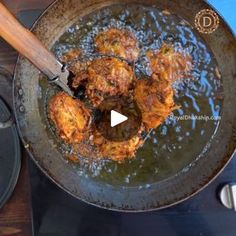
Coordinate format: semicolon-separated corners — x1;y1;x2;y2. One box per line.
0;3;62;80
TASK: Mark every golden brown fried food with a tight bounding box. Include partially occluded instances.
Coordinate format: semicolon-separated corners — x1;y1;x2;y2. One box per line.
95;28;140;62
61;48;82;63
48;43;191;162
61;49;90;85
147;44;192;82
134;79;179;130
49;92;91;144
73;57;136;106
91;130;144;162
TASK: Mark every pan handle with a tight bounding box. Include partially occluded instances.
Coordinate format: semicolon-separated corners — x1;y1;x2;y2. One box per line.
0;3;63;82
0;117;14;129
0;68;14;129
0;98;14;129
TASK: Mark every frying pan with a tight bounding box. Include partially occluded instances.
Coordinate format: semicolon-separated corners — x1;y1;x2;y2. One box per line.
4;0;236;211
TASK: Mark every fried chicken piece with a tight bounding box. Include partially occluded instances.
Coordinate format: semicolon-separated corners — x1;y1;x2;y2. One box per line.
61;48;83;63
147;44;192;82
95;28;140;62
49;92;91;144
91;130;144;162
134;79;179;130
137;44;192;129
73;57;136;106
61;48;90;86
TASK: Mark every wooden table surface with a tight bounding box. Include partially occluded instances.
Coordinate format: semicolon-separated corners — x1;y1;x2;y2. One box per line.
0;1;54;235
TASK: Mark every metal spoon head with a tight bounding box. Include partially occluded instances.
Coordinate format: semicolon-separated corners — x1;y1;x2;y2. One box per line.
50;68;74;97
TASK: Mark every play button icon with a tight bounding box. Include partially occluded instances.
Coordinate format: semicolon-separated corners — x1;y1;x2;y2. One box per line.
111;110;128;127
94;96;142;141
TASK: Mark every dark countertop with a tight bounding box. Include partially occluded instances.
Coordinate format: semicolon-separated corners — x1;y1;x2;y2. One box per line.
30;156;236;236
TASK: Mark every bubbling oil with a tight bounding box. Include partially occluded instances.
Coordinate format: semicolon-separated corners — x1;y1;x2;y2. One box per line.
43;4;223;186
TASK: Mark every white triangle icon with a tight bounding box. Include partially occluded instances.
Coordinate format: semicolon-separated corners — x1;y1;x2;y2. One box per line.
111;110;128;127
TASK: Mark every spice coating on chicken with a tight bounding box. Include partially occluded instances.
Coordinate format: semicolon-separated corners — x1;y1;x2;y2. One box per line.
134;79;179;130
147;44;192;82
48;38;193;162
61;49;90;88
91;130;144;162
73;57;136;106
61;48;83;63
95;28;140;62
49;92;91;144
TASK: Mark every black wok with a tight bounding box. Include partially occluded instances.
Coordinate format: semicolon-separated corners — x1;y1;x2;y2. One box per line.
11;0;236;211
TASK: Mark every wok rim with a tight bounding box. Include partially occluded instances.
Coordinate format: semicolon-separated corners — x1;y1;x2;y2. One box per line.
13;0;236;212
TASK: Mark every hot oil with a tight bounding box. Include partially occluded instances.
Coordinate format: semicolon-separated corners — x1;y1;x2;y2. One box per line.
39;4;223;186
